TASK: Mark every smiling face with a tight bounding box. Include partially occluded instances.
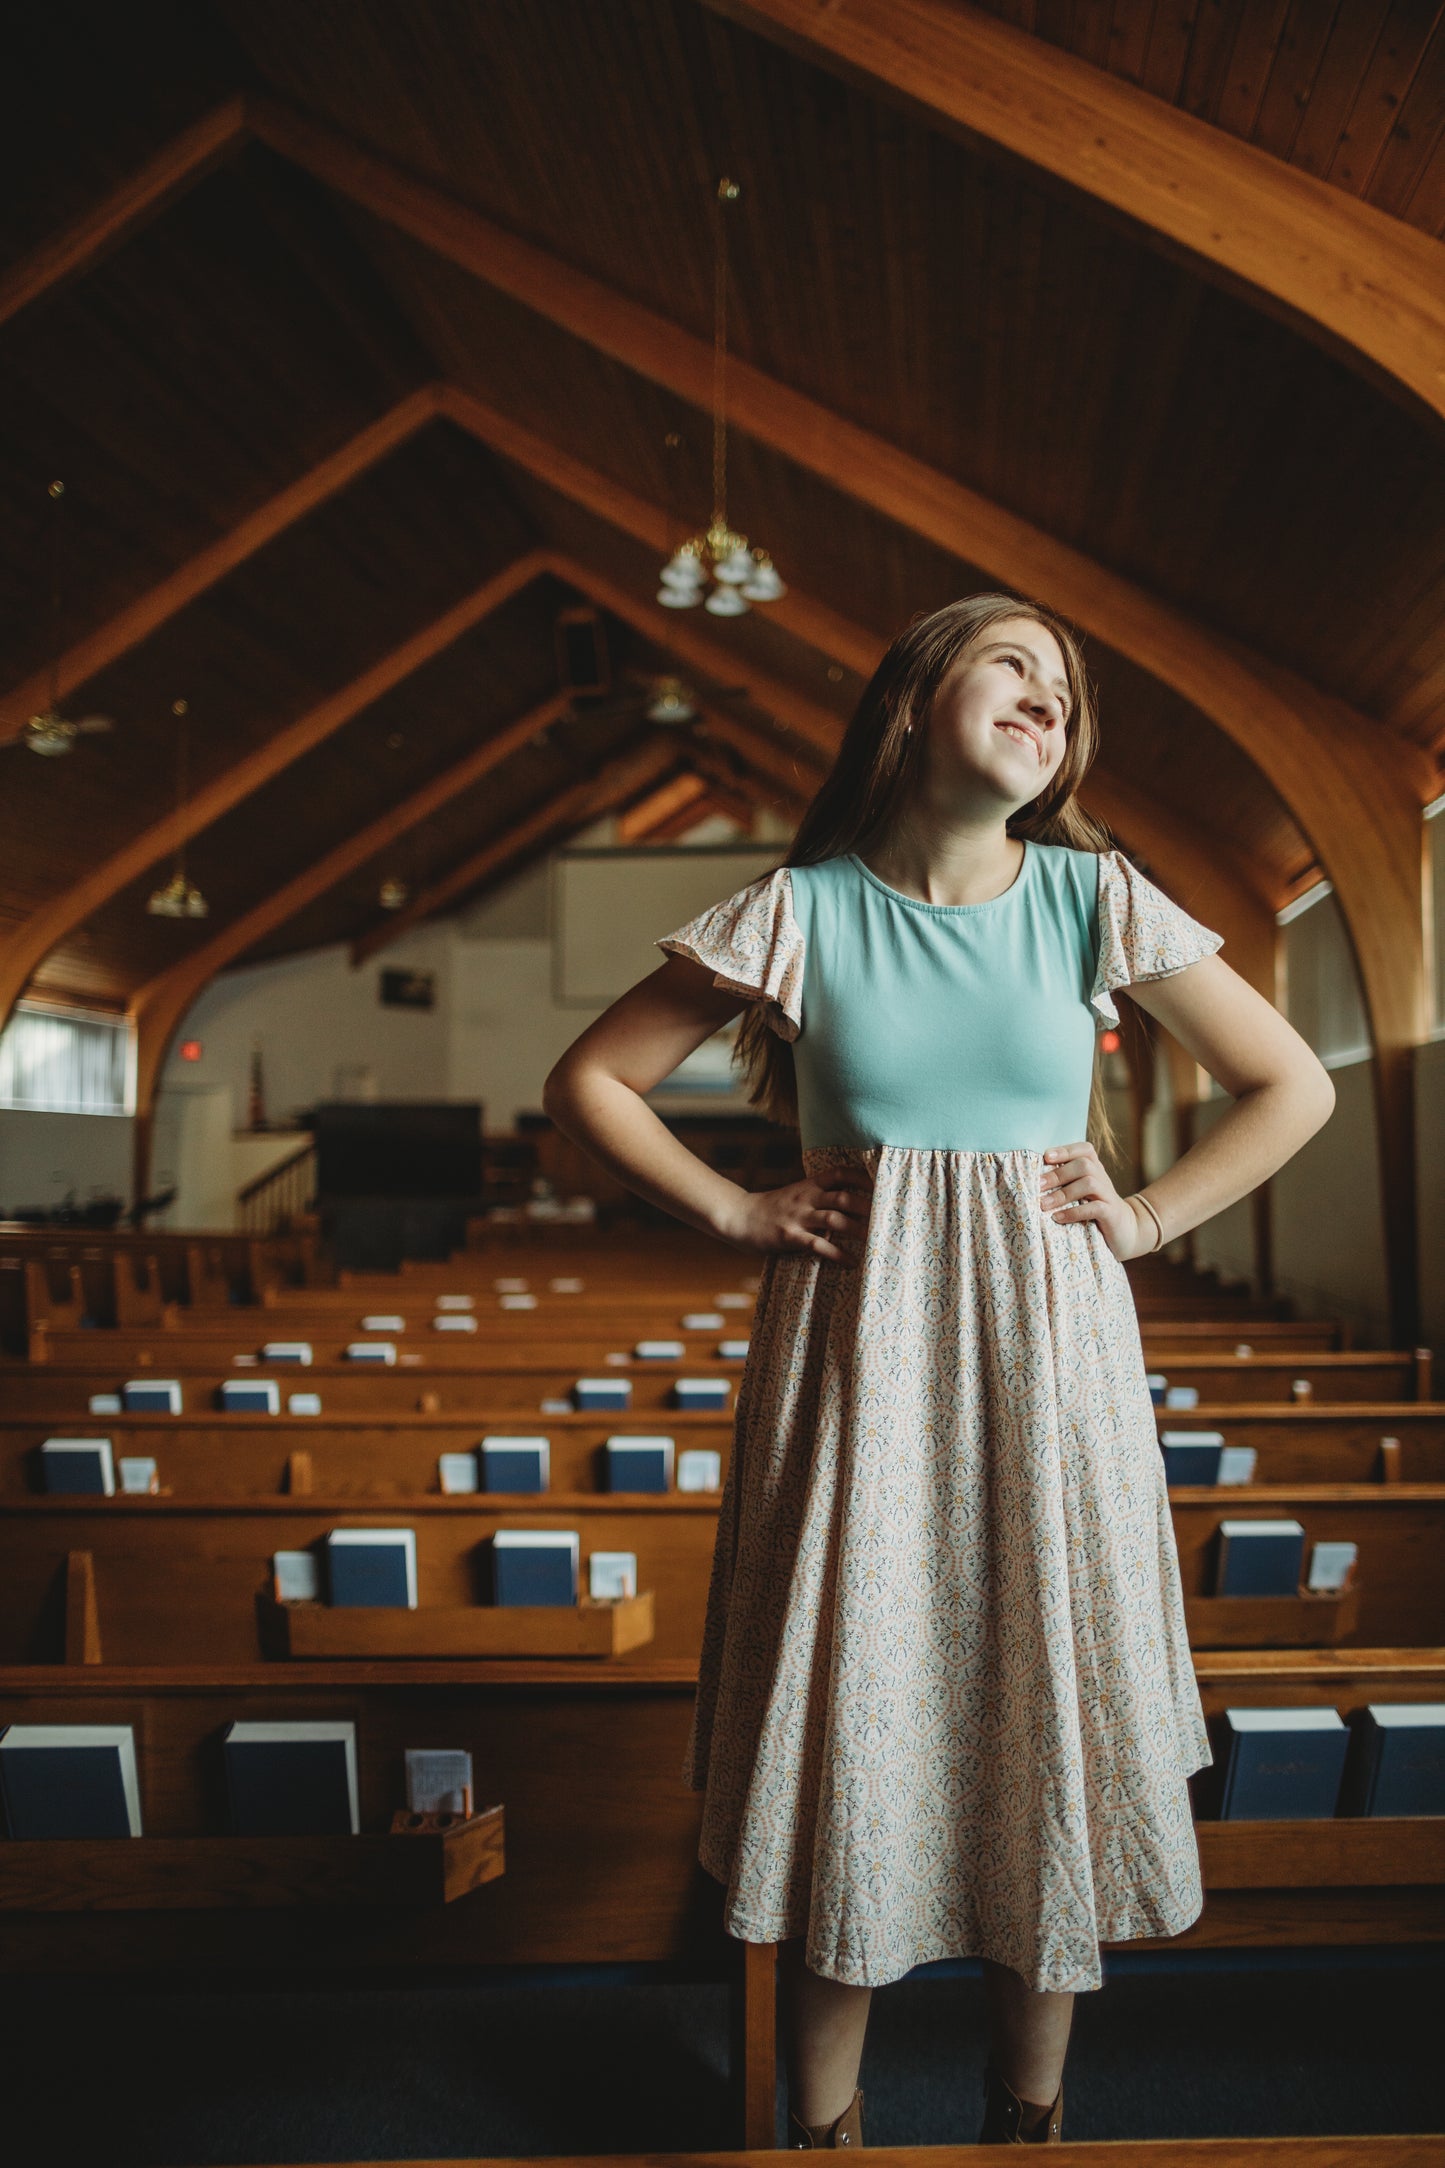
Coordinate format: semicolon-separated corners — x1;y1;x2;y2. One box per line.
921;613;1073;813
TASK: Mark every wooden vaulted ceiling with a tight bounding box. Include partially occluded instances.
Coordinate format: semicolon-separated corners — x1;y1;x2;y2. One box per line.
1;0;1442;1032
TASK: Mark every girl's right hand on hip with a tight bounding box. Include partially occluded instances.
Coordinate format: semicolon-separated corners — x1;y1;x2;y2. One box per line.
719;1172;874;1266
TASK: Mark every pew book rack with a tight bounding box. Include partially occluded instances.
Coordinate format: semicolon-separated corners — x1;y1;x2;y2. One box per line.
0;1802;505;1909
1184;1588;1360;1647
1194;1817;1445;1887
257;1589;656;1659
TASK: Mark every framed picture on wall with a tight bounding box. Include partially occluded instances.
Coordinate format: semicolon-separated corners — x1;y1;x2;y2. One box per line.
379;969;435;1011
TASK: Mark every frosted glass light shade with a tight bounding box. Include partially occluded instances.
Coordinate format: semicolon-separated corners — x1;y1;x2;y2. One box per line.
704;585;749;617
740;562;785;601
713;546;755;586
657;586;701;608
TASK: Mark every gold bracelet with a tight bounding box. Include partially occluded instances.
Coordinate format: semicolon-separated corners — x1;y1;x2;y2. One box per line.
1134;1192;1165;1253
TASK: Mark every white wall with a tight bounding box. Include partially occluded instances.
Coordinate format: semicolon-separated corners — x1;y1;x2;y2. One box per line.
0;1107;133;1216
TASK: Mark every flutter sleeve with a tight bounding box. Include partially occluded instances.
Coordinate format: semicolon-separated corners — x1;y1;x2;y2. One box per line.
1089;848;1224;1028
656;866;804;1042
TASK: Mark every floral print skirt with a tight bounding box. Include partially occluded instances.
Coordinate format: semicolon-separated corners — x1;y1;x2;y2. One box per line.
683;1143;1211;1991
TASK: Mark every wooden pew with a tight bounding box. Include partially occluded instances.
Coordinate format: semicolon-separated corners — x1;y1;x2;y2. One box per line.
0;1648;1437;1980
0;1497;722;1663
0;1409;735;1499
4;1403;1443;1502
17;1329;1425;1407
0;1355;745;1415
1157;1406;1445;1485
1144;1350;1430;1403
2;1480;1443;1665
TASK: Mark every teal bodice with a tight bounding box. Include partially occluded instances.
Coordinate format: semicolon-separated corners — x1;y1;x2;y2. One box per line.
787;844;1100;1152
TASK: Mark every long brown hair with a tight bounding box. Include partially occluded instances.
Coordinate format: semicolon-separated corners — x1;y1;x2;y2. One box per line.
734;592;1123;1166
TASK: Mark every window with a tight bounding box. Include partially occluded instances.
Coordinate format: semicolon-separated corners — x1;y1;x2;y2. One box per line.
0;1002;134;1115
1277;881;1371;1068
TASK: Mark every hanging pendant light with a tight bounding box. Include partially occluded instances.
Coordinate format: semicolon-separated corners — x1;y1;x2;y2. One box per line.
656;179;786;618
147;700;209;918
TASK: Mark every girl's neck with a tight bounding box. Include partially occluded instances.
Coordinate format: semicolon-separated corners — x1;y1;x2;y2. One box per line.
856;816;1025;909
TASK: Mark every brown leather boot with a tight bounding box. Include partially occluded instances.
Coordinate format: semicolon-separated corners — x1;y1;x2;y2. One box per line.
977;2060;1063;2144
787;2087;864;2147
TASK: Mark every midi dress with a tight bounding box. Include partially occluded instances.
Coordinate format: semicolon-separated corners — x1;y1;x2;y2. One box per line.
656;840;1226;1994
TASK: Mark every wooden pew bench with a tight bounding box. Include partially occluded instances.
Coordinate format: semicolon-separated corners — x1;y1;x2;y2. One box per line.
0;1409;735;1500
0;1647;1438;2161
2;1481;1443;1664
0;1496;722;1663
18;1331;1422;1411
4;1346;747;1409
4;1403;1442;1507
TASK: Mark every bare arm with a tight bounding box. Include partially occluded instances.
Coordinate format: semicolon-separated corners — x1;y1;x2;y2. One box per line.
1042;953;1336;1257
541;954;872;1265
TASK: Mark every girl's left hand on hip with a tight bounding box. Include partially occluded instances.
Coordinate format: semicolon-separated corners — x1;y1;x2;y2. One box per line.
1039;1141;1154;1261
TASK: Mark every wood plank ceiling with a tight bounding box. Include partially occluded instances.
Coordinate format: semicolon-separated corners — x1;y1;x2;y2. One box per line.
0;0;1440;1009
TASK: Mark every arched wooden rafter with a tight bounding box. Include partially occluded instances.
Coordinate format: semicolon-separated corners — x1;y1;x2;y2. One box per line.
346;736;687;967
128;688;574;1185
0;547;549;1032
697;0;1445;428
0;386;441;745
0;99;247;328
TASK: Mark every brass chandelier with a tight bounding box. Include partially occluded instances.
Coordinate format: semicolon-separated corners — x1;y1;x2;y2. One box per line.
657;179;784;618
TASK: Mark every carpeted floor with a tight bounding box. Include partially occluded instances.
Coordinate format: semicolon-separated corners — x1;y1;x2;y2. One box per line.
2;1949;1438;2163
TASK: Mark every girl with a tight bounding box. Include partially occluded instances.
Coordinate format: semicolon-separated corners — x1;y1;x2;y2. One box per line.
542;593;1334;2147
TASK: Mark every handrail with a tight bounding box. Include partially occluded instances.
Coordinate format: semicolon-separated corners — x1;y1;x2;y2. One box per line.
236;1141;315;1235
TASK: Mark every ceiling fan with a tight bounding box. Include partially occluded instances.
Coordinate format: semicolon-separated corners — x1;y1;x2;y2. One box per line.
3;481;116;756
564;667;759;731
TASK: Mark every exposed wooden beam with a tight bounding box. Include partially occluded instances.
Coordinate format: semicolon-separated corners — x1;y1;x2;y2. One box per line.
438;385;869;676
700;0;1445;429
0;98;249;328
129;689;574;1178
1079;773;1275;1000
250;104;1425;1097
0;548;549;1034
688;725;808;826
449;388;1292;903
539;550;845;763
0;386;442;745
696;707;823;807
614;771;711;844
349;736;681;967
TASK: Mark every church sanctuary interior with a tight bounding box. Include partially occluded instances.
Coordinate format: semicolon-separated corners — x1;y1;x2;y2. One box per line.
0;0;1442;2161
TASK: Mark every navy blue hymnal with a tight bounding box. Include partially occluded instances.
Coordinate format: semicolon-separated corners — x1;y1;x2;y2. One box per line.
223;1721;358;1835
40;1437;115;1495
604;1437;674;1493
1160;1431;1224;1486
1214;1518;1305;1596
1343;1704;1445;1817
1218;1707;1348;1820
220;1379;280;1415
479;1437;550;1492
0;1723;142;1837
325;1528;418;1608
573;1377;631;1411
492;1531;579;1607
672;1377;730;1412
123;1379;182;1414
